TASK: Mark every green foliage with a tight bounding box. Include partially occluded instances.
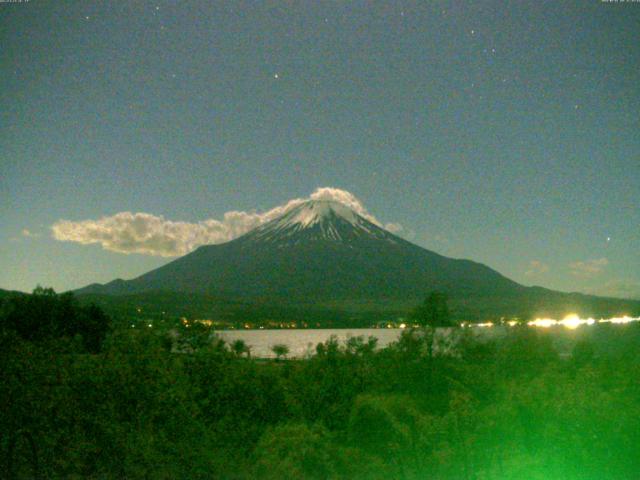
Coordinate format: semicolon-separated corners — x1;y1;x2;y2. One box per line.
495;327;558;379
174;321;222;353
253;422;336;479
412;291;453;328
345;335;378;356
0;326;219;478
348;394;421;456
2;302;640;478
571;338;595;367
271;343;290;360
231;338;251;357
0;287;111;353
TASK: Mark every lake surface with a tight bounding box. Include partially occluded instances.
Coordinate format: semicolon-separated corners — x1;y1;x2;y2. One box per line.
217;328;504;358
216;323;628;358
218;328;405;358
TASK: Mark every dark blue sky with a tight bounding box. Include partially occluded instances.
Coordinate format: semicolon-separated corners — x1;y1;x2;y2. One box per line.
1;0;639;299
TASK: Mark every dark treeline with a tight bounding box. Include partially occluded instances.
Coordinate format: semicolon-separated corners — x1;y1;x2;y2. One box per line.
1;289;640;479
74;287;640;328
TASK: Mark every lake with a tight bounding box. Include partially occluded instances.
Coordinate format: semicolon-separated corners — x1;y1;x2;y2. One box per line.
215;320;639;358
217;327;500;358
218;328;401;358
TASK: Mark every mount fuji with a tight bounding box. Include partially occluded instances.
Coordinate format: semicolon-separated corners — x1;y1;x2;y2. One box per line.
76;200;640;321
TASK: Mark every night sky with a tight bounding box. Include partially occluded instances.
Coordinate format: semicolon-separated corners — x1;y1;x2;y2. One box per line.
1;1;639;299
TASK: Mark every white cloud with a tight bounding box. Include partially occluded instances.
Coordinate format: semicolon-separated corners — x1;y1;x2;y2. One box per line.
569;258;609;278
384;223;404;234
51;187;401;257
525;260;550;276
21;228;40;238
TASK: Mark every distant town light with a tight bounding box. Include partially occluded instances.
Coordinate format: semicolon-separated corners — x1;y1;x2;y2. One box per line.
476;322;494;328
558;314;582;330
527;315;639;329
528;318;557;328
602;315;637;324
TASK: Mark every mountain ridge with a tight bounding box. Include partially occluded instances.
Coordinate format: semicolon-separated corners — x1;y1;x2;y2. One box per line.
75;200;640;320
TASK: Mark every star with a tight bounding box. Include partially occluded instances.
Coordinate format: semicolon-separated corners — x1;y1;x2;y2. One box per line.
274;73;279;79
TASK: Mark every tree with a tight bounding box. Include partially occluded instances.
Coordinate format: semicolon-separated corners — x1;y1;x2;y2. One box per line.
409;291;454;358
345;335;378;356
176;322;222;353
413;291;453;328
271;343;290;361
231;339;251;358
0;287;111;352
79;303;111;353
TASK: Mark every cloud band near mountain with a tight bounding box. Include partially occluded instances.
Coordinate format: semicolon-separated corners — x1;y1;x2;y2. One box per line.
51;187;400;257
569;258;609;277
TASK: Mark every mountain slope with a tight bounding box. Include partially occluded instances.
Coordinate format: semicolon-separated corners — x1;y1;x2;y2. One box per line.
76;200;640;319
78;200;522;300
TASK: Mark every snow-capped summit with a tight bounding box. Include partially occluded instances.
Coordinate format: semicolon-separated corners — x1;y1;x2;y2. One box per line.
275;200;360;228
244;199;394;244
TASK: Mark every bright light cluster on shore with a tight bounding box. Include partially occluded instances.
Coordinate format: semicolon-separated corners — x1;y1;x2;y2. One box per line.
476;322;494;328
527;314;639;329
462;315;640;330
528;314;595;329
